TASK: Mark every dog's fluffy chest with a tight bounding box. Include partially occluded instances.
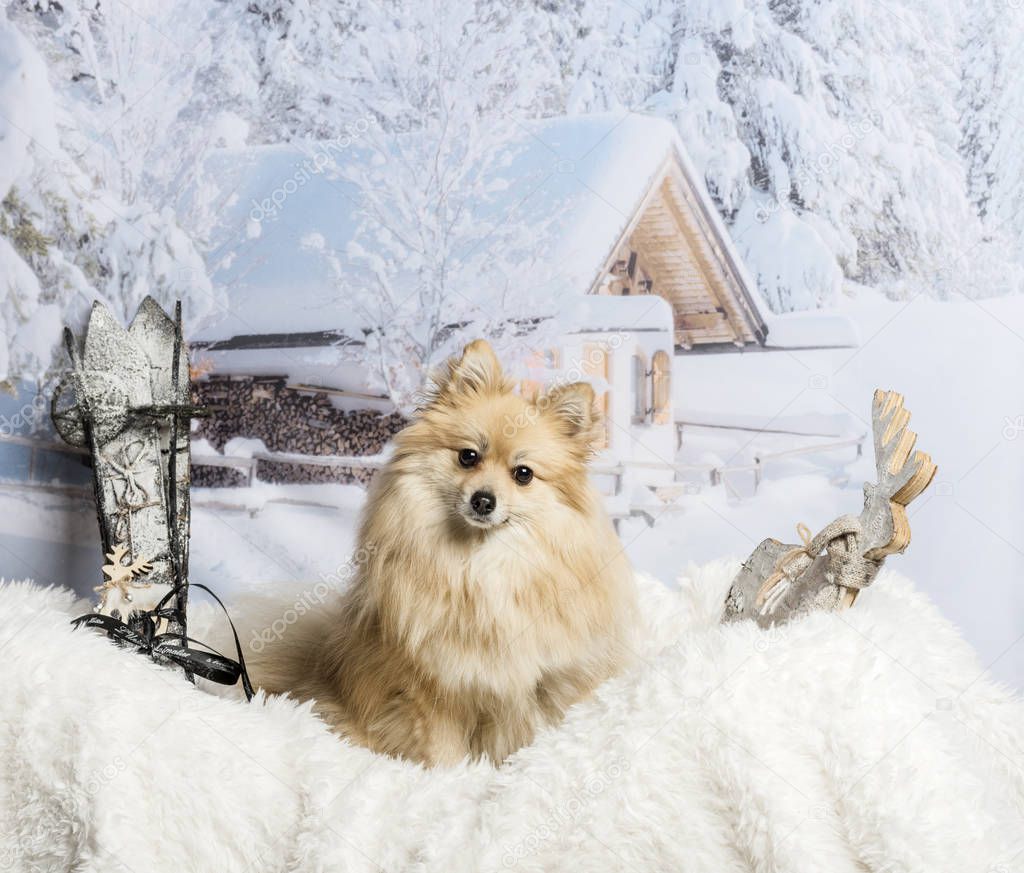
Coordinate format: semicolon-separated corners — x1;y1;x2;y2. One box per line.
412;534;605;695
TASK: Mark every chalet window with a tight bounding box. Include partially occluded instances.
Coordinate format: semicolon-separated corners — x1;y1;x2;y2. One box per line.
632;352;648;424
609;250;643;296
582;342;611;449
651;350;671;425
519;382;541;402
519;349;559;402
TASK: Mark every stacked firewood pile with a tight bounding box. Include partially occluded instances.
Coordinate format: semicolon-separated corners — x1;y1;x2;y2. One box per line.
191;376;406;487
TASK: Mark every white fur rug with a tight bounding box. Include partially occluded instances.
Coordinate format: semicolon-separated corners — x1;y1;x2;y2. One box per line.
2;563;1023;873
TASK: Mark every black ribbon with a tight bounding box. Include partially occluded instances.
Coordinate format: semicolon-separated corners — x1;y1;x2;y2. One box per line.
71;582;255;701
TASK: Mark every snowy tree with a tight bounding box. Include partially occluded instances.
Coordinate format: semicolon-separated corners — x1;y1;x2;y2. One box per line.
960;0;1024;251
0;5;225;389
560;0;1024;309
18;0;237;208
305;0;567;412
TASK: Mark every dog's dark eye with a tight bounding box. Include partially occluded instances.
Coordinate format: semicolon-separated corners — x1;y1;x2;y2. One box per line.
513;465;533;485
458;448;479;468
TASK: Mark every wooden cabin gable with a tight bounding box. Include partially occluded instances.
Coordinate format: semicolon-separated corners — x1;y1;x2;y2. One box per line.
592;157;767;351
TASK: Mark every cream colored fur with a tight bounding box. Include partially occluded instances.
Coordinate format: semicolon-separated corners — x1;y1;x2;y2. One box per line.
247;340;637;765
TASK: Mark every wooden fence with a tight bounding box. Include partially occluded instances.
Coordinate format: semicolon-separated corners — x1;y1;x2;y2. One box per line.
0;429;865;523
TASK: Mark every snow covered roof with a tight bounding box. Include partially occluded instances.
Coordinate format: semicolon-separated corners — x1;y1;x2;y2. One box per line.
189;112;853;352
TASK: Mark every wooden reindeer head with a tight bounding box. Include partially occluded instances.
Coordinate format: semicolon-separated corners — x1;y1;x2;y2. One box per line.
723;389;937;627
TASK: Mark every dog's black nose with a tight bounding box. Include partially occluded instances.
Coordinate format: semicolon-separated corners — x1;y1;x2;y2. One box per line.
470;490;496;516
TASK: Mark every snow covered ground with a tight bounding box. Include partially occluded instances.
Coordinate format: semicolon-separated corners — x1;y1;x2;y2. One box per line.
2;293;1021;690
626;292;1024;690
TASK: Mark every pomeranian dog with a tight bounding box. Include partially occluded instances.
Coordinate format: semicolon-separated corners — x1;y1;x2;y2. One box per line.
249;339;637;766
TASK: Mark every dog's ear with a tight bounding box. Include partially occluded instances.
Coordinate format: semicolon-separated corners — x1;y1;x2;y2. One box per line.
542;382;599;446
423;339;509;407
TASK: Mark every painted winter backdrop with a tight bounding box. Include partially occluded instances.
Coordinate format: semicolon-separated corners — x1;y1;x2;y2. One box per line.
1;1;1022;686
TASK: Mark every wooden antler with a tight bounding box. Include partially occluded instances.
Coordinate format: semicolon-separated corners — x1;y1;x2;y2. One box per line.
723;389;937;627
860;389;937;559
